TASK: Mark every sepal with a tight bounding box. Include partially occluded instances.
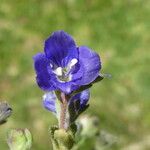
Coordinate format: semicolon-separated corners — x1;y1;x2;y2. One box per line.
71;75;104;96
68;100;89;123
92;75;104;83
71;84;92;96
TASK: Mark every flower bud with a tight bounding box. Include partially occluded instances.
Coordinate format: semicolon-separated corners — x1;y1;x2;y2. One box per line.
54;129;74;149
7;128;32;150
50;126;74;150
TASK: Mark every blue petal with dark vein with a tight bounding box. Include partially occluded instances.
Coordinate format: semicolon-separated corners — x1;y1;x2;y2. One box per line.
44;30;78;67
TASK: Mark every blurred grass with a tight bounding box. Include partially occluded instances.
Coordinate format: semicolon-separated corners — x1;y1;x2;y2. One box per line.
0;0;150;149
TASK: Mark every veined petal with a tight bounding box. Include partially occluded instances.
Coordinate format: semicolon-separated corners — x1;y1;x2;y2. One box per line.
42;92;56;113
71;63;83;81
77;46;101;85
33;53;56;91
44;30;78;67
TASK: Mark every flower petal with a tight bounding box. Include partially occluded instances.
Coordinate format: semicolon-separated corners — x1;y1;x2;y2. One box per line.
42;92;56;113
77;46;101;85
44;30;78;67
71;63;83;81
71;89;90;108
68;89;90;123
52;81;79;94
33;53;56;91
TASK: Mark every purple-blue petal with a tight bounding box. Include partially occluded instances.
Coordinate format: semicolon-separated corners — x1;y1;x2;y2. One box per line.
71;89;90;108
71;63;83;81
52;80;79;94
44;30;78;67
42;92;56;113
76;46;101;85
33;53;56;91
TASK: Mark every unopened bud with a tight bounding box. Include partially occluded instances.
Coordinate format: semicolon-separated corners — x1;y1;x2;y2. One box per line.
50;127;74;150
7;128;32;150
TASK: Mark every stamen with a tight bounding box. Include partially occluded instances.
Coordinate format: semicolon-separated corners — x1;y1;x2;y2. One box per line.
52;59;77;82
69;58;78;68
54;67;63;76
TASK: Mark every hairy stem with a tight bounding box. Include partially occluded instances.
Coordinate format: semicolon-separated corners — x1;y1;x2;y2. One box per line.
59;93;68;129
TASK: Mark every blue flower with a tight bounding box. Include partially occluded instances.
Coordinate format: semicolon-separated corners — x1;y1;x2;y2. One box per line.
68;90;90;123
42;90;90;121
69;90;90;113
33;30;101;94
42;92;56;113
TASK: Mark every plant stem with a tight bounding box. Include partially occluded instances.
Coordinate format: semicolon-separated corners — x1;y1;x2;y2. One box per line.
59;93;68;129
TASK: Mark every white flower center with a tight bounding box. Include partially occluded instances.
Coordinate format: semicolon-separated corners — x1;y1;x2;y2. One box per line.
51;58;78;82
54;67;63;76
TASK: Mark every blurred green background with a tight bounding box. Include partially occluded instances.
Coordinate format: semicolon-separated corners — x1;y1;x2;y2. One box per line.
0;0;150;149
